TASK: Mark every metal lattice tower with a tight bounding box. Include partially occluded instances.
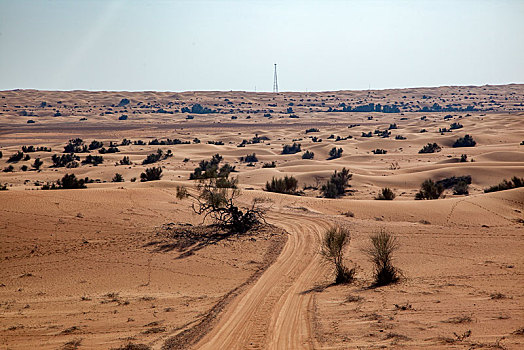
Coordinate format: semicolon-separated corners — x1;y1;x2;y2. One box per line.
273;63;278;93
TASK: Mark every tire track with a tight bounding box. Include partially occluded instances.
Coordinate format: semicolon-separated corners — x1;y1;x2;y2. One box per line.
192;212;331;350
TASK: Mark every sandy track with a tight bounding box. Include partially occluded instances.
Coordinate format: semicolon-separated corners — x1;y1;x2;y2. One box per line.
194;213;331;350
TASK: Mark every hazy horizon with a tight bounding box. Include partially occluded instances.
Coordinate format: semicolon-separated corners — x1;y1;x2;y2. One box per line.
1;0;523;92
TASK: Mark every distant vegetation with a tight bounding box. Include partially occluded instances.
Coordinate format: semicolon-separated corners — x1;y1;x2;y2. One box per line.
262;161;276;168
418;143;441;154
265;176;299;195
321;167;352;198
282;143;301;154
240;153;258;163
484;176;524;193
328;147;343;160
42;173;87;190
142;149;172;165
140;167;162;182
52;154;80;168
375;187;396;200
302;150;314;159
415;179;444;200
372;149;387;155
453;134;476;147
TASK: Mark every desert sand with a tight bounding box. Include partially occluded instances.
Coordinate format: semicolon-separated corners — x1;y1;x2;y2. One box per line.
0;85;523;349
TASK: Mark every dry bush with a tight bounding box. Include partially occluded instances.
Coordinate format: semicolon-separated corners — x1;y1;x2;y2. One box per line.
321;226;355;284
364;229;400;286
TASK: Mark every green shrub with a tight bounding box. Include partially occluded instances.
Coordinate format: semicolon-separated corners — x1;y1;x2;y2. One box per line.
328;147;343;159
453;134;476;147
418;143;441;154
240;153;258;163
302;150;314;159
484;176;524;193
7;151;24;163
453;181;469;195
321;226;355;284
321;167;352;198
436;175;471;189
190;154;235;180
42;173;87;190
282;143;301;154
265;176;298;194
376;187;396;200
372;149;387;155
32;158;43;170
140;167;162;182
364;229;400;286
415;179;444;200
112;173;124;182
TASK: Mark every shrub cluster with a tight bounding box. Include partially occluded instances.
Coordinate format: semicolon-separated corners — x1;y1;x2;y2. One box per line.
302;150;314;159
375;187;396;200
282;143;301;154
262;161;276;168
142;149;172;165
415;179;444;200
321;167;352;198
83;155;104;165
240;153;258;163
52;153;80;168
453;134;476;147
418;143;441;154
372;149;387;155
42;174;87;190
328;147;343;159
140;167;162;182
484;176;524;193
189;154;236;183
265;176;298;194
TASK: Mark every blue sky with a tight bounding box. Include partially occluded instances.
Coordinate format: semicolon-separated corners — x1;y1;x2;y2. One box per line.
0;0;523;91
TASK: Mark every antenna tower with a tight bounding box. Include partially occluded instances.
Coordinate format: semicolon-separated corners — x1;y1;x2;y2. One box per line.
273;63;278;93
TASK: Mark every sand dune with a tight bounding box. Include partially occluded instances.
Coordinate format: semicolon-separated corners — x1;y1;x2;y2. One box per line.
0;85;523;349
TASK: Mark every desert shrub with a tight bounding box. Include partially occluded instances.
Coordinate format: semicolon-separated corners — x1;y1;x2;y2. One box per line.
32;158;43;170
142;149;172;165
436;175;471;189
140;167;162;182
321;167;352;198
88;140;104;150
118;115;128;120
42;173;87;190
302;150;314;159
453;134;476;147
130;177;137;182
121;138;132;146
215;176;239;189
240;153;258;163
453;181;469;195
64;138;88;153
0;151;2;158
372;149;387;155
20;165;28;171
176;179;265;233
395;135;406;140
265;176;298;194
376;187;396;200
460;154;468;162
449;122;463;130
181;103;214;114
389;123;398;130
7;151;24;163
419;129;427;133
3;165;14;172
82;155;104;165
418;143;441;154
23;154;30;161
99;146;120;154
484;176;524;193
120;156;132;165
364;229;400;286
361;131;372;137
282;143;301;154
0;183;7;191
328;147;343;160
190;154;235;180
262;161;276;168
118;98;130;107
321;226;355;284
52;153;80;167
112;173;124;182
305;128;319;134
415;179;444;200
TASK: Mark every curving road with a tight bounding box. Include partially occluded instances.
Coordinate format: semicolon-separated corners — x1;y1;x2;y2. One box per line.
195;213;331;350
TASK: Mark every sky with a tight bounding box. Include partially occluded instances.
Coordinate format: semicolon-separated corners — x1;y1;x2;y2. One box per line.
0;0;523;92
